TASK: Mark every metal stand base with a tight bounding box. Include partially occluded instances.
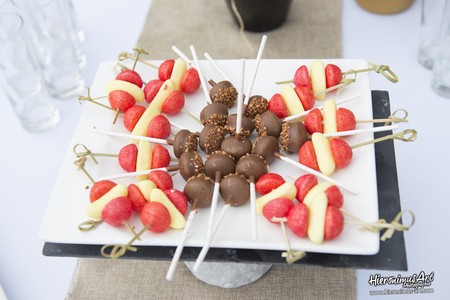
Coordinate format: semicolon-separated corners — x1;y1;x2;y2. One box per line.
184;261;272;288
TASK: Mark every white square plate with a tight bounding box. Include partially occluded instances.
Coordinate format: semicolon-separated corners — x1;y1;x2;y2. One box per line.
39;59;379;255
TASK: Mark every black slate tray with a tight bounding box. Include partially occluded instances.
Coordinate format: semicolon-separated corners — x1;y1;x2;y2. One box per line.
43;90;407;271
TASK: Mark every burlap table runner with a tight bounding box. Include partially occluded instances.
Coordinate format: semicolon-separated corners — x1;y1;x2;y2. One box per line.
67;0;355;299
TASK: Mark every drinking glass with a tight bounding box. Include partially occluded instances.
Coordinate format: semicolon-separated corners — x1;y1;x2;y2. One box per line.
0;13;60;132
431;0;450;98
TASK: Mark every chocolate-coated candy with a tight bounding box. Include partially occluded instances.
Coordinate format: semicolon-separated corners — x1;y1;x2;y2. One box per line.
221;135;252;161
245;95;268;119
200;102;229;126
179;151;204;181
204;151;236;181
220;174;250;207
209;80;238;108
199;124;227;154
183;175;214;208
236;154;268;182
252;135;279;164
280;121;309;153
226;114;255;138
254;110;282;138
173;129;198;158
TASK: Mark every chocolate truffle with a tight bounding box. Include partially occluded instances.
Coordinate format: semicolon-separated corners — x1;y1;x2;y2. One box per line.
280;121;309;153
200;102;229;126
245;95;268;119
252;135;279;164
226;113;255;138
179;151;204;181
204;151;236;181
221;135;252;161
235;154;268;182
220;174;250;207
183;175;215;208
254;110;282;138
172;129;198;158
209;80;238;108
199;124;227;154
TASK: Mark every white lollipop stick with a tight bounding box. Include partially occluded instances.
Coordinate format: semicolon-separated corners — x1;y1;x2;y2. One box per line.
235;59;246;136
282;95;361;122
206;182;220;239
193;204;231;272
165;209;197;281
323;124;399;138
275;154;358;195
190;45;211;104
94;167;174;182
244;35;267;105
92;127;170;145
250;181;257;240
204;52;230;82
171;45;192;65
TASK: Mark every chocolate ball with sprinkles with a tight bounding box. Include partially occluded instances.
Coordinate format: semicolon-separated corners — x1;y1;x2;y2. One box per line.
208;80;238;108
245;95;268;119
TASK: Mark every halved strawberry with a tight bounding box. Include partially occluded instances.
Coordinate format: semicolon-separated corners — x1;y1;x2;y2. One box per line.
298;141;319;171
123;105;146;132
116;70;143;88
161;91;185;114
181;68;200;94
325;64;343;89
147;114;171;139
127;183;147;212
108;90;135;113
329;138;352;169
262;198;294;224
118;143;138;172
148;170;173;190
293;65;312;90
140;201;171;233
151;145;171;169
158;59;175;81
336;108;356;132
325;185;343;208
324;206;344;240
163;189;188;215
268;93;289;119
89;180;116;203
255;173;286;195
144;79;164;103
304;108;323;134
294;85;315;111
287;203;309;237
294;174;318;202
101;197;133;226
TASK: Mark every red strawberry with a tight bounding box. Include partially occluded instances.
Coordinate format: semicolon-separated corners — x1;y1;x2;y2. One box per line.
158;59;175;81
108;90;136;112
118;143;138;172
304;108;323;134
123;105;146;132
294;174;318;202
127;183;148;212
268;93;289;119
181;68;201;94
116;69;143;88
294;85;315;111
325;185;343;208
287;203;309;237
147;114;171;139
101;197;133;226
163;189;188;215
293;65;312;90
148;170;173;190
298;141;319;171
152;145;171;169
262;198;294;223
329;138;353;169
140;201;171;233
255;173;285;195
324;206;344;240
89;180;116;203
325;64;343;89
144;79;164;103
161;91;185;114
336;108;356;132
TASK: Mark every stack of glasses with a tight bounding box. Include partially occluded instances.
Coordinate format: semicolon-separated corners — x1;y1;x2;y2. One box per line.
0;0;86;132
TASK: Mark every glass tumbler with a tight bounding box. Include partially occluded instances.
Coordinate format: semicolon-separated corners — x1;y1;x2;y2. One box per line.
431;0;450;98
12;0;85;99
0;13;60;132
418;0;448;69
